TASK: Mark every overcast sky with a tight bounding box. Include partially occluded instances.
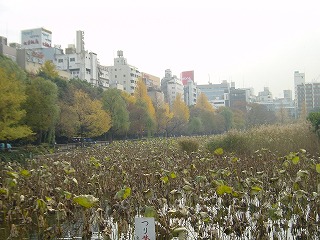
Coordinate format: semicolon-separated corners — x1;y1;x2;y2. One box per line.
1;0;320;97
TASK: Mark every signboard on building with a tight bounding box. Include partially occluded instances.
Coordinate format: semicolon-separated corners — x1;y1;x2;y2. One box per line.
181;70;194;85
21;28;52;49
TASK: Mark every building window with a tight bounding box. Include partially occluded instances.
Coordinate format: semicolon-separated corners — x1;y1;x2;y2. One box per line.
58;59;63;63
115;69;117;71
115;75;117;78
70;58;75;62
123;74;126;77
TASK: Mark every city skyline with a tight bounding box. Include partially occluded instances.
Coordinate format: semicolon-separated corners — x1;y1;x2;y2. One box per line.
1;0;320;97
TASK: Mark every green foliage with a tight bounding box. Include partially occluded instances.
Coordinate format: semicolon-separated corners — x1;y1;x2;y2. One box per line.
73;195;99;208
102;88;130;137
178;138;199;154
307;111;320;138
24;77;59;143
207;131;248;154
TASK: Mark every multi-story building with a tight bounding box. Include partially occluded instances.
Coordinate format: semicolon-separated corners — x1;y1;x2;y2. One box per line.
21;28;52;49
294;71;305;100
54;31;108;88
107;50;141;95
161;69;184;106
273;90;295;118
229;88;247;112
296;82;320;116
0;36;17;61
181;71;198;106
183;79;198;106
141;72;164;106
197;80;230;108
257;87;273;103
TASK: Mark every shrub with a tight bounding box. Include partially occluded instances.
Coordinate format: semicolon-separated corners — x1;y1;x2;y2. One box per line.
207;130;249;155
178;138;199;154
206;122;320;156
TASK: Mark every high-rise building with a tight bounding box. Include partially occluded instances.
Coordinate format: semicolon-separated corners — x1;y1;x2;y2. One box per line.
54;30;109;88
107;50;141;94
161;69;184;106
294;71;305;100
296;82;320;116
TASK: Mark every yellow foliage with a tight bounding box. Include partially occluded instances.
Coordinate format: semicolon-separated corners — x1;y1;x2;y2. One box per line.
0;68;33;140
196;93;214;112
172;93;189;123
134;79;156;121
38;61;59;79
73;90;111;137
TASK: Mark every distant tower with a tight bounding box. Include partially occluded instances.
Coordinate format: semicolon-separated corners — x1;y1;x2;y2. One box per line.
76;30;85;53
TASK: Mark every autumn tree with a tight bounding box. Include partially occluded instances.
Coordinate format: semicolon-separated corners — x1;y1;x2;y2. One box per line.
72;90;111;138
24;77;60;143
155;102;173;137
37;60;59;79
195;93;214;112
0;65;33;143
168;93;190;135
102;88;130;140
188;93;216;135
132;79;156;136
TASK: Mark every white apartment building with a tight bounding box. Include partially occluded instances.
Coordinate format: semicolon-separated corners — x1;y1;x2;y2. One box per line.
184;79;198;106
54;31;109;89
161;69;184;106
107;50;141;95
257;87;273;103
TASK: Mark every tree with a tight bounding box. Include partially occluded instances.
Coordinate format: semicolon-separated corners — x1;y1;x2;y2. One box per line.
102;88;130;140
276;105;291;124
0;67;33;142
133;79;156;136
155;102;173;137
187;117;203;135
24;77;60;143
69;78;103;100
73;90;111;138
246;103;276;127
218;107;234;131
307;111;320;139
0;54;26;81
168;93;190;135
232;108;246;130
37;60;59;79
128;100;151;138
195;93;214;112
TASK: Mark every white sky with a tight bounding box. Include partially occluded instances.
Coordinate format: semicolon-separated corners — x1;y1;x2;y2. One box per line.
1;0;320;97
